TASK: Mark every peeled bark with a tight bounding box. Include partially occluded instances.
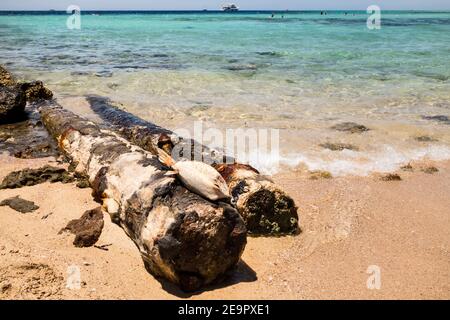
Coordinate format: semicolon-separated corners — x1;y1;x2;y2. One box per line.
39;101;247;291
87;96;299;235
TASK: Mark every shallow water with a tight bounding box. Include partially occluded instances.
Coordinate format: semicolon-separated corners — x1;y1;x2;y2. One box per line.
1;11;450;175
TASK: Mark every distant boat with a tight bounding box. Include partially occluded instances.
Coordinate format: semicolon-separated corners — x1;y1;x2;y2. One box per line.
222;4;239;12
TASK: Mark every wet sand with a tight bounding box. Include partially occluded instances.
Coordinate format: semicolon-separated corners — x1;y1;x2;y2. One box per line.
1;153;449;299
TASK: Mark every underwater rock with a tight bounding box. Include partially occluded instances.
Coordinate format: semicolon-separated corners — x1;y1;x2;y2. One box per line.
0;165;74;189
256;51;282;57
421;115;450;125
151;53;170;58
331;122;369;134
0;86;26;123
225;64;258;71
320;142;359;151
309;171;333;180
20;81;53;103
0;196;39;213
59;207;104;247
415;135;438;142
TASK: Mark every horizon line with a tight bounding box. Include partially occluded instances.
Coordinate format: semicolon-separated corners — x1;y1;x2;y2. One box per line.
1;9;450;12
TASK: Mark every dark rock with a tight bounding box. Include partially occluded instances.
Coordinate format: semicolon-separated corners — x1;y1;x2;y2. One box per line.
256;51;282;57
401;164;413;172
151;54;170;58
0;165;74;189
422;166;439;174
225;64;258;71
0;196;39;213
415;135;438;142
421;115;450;125
20;81;53;103
0;86;26;123
59;207;104;247
381;173;402;181
320;142;359;151
331;122;369;134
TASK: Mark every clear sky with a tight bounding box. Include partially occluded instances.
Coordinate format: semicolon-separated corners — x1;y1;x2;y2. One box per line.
0;0;449;11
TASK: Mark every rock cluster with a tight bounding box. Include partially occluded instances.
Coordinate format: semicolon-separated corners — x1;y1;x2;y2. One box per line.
0;66;53;123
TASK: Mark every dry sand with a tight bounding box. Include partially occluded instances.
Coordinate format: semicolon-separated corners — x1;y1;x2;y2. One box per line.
0;152;449;300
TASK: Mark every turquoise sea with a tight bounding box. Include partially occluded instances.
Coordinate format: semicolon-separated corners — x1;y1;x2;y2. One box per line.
1;11;450;175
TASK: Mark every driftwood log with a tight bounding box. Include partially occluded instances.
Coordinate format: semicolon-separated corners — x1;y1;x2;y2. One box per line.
39;101;247;291
87;96;299;235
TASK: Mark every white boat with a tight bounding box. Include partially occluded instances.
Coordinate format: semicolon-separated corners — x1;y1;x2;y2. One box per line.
222;4;239;12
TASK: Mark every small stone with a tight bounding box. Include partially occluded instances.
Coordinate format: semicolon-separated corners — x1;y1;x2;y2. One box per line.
0;196;39;213
381;173;402;181
421;115;450;124
41;212;53;220
415;135;438;142
422;166;439;174
59;207;104;247
1;283;12;293
331;122;369;134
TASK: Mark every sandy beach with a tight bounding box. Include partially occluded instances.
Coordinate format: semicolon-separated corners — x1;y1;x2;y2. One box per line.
1;152;449;299
1;9;450;301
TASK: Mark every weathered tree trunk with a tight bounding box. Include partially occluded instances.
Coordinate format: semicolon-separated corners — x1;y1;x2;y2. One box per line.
87;96;299;235
39;101;247;292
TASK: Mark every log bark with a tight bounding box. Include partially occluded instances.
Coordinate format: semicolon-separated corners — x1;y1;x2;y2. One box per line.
39;101;247;292
87;96;299;235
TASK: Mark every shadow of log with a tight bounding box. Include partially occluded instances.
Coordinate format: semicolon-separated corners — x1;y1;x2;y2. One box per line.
154;260;257;298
